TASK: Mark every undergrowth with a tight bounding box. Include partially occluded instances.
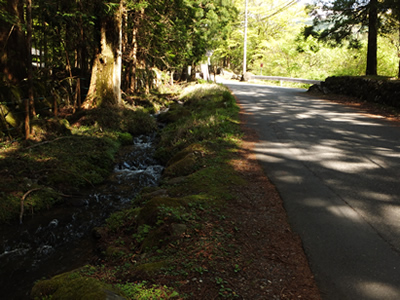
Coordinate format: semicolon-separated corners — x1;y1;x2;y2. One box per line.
0;100;160;224
30;82;246;299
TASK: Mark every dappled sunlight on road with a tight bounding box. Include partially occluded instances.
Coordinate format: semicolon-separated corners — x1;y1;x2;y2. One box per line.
224;81;400;300
355;281;400;300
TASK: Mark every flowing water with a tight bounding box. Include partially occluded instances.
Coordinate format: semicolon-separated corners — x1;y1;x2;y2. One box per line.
0;133;164;299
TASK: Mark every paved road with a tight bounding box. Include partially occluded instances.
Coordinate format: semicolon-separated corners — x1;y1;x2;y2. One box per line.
222;80;400;300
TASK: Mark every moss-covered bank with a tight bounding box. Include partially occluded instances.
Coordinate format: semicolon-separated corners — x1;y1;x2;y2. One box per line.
31;83;245;299
0;99;167;224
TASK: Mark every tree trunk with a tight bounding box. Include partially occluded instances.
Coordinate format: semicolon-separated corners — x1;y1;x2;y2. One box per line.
124;8;143;93
398;10;400;78
0;0;27;84
366;0;378;76
85;1;123;107
26;0;33;138
397;26;400;78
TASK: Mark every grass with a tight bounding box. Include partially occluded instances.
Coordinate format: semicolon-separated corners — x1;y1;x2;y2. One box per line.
0;102;159;224
30;82;246;299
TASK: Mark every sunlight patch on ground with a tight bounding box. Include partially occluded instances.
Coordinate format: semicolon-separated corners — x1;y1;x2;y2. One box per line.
355;281;400;300
359;191;393;202
326;205;362;222
320;160;377;173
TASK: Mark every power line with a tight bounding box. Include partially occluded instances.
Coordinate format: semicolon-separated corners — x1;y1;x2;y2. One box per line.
262;0;300;20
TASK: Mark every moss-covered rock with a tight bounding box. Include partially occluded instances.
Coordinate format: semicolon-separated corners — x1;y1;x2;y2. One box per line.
106;246;130;259
31;271;125;300
163;144;205;178
140;188;168;202
137;197;187;226
141;225;171;251
117;132;133;146
31;118;72;139
166;143;204;167
163;152;197;178
130;261;169;278
157;103;191;123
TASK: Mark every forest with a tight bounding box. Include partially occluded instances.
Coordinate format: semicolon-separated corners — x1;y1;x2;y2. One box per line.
1;0;400;142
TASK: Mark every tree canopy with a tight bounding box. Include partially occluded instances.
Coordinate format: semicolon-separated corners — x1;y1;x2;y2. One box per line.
0;0;237;139
304;0;400;75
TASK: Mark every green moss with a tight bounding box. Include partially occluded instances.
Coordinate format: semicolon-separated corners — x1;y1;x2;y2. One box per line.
31;271;123;300
166;143;205;167
31;118;72;139
117;281;179;299
141;225;170;251
137;197;188;226
3;107;21;128
105;207;140;233
157;103;191;123
106;246;129;259
163;152;197;178
122;108;157;135
117;132;133;146
0;193;20;222
132;261;169;277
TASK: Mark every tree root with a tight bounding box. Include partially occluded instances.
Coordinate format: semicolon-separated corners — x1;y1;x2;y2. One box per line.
20;188;42;224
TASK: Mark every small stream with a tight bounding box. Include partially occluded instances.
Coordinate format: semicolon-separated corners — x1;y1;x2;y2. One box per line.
0;133;164;299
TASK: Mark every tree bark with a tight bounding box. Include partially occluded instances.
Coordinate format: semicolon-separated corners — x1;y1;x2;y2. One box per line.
366;0;378;76
26;0;33;139
124;8;143;93
85;1;123;107
0;0;27;84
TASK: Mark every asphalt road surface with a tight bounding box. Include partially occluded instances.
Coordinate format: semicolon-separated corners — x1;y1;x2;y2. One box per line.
222;80;400;300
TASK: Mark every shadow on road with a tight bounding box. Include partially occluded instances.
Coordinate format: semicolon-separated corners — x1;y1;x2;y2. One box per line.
225;81;400;300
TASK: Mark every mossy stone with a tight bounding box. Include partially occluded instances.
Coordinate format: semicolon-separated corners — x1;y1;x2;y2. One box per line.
157;103;191;123
137;197;187;226
132;261;168;277
141;225;170;252
106;246;129;259
140;188;168;202
31;271;125;300
166;143;204;167
163;153;197;177
118;132;133;146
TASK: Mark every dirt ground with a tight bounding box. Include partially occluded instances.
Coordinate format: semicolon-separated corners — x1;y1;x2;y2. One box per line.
224;121;322;299
212;97;322;299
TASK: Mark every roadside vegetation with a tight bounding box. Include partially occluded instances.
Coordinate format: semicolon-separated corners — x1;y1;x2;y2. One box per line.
0;96;165;223
213;0;400;80
30;82;243;299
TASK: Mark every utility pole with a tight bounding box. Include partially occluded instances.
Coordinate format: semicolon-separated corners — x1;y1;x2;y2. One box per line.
243;0;248;78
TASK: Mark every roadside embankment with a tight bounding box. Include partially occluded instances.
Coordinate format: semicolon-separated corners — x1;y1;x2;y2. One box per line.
30;83;321;300
311;76;400;108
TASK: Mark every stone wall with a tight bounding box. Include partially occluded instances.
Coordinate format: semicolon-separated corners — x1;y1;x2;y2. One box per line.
311;76;400;108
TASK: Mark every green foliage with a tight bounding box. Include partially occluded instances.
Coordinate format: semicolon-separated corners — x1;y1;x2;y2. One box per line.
156;83;240;163
132;224;153;243
214;0;399;79
118;132;133;146
215;277;237;298
31;271;122;300
117;281;179;300
137;0;238;71
0;103;158;223
29;82;247;299
106;208;140;233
